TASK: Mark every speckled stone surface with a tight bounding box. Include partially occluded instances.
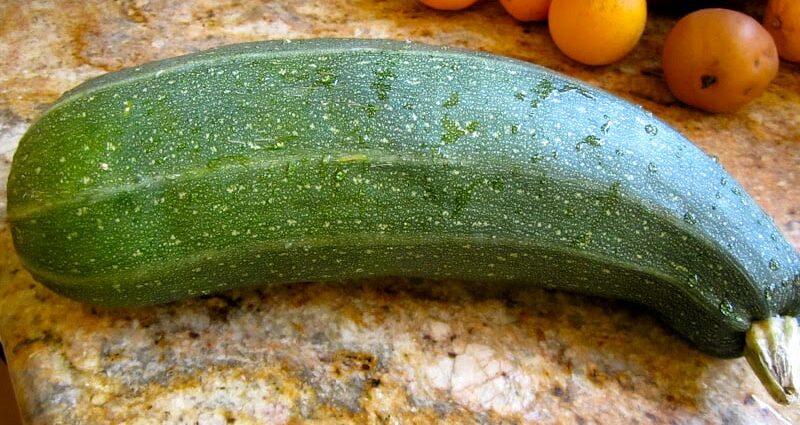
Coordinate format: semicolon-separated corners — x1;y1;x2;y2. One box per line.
0;1;798;424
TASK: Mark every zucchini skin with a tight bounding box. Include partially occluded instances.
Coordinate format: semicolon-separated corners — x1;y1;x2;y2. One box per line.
6;39;799;358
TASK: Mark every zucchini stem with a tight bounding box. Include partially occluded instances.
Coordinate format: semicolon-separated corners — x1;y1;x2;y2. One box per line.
745;316;799;405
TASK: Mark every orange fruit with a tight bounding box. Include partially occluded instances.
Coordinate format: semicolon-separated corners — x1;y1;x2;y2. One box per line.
662;9;779;113
548;0;647;65
500;0;551;22
764;0;800;62
418;0;479;10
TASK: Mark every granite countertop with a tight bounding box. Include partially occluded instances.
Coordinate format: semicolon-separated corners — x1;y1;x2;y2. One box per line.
1;1;799;424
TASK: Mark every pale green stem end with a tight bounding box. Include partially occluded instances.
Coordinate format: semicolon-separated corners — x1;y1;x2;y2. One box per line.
745;316;799;405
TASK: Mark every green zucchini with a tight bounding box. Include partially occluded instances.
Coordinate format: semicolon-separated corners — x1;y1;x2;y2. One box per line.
7;39;800;402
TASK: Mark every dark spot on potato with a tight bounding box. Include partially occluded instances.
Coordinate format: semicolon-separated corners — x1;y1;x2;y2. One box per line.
701;75;718;89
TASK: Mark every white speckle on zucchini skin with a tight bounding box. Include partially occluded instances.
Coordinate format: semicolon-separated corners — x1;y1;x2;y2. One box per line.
6;39;800;360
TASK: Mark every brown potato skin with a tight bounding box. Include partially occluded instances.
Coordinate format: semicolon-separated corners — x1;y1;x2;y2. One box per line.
764;0;800;62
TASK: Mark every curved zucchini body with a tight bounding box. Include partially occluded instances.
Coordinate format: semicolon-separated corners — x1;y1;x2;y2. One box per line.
7;40;800;389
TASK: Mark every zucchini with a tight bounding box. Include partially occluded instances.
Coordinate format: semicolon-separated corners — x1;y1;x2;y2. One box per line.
6;39;800;402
